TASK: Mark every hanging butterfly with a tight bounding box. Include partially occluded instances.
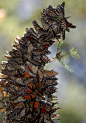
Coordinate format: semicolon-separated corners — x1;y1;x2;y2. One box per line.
61;17;76;40
56;51;62;60
46;5;58;18
24;87;36;100
41;55;51;63
24;81;45;100
42;9;48;16
52;21;61;35
41;18;49;31
32;20;47;34
44;70;58;77
65;17;76;28
57;1;65;18
41;40;55;49
26;27;38;38
43;16;55;24
26;61;38;75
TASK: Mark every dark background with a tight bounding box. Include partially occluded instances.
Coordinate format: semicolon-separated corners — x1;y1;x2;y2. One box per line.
0;0;86;123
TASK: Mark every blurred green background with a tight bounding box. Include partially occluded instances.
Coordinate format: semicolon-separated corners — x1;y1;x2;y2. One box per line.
0;0;86;123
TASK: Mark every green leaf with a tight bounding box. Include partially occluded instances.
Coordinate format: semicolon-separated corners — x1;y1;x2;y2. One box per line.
69;47;80;60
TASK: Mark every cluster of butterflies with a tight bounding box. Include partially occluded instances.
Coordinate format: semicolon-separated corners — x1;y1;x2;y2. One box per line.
33;1;76;40
0;2;76;123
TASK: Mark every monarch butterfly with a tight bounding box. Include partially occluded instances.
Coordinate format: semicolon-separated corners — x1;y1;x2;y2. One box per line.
42;55;50;63
56;51;62;60
43;16;54;24
42;9;48;16
26;61;38;75
60;18;76;39
24;81;46;100
32;20;47;34
47;5;58;18
42;40;55;48
44;70;58;77
52;21;61;35
57;2;65;18
26;27;38;38
41;18;49;31
32;55;42;64
65;18;76;28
